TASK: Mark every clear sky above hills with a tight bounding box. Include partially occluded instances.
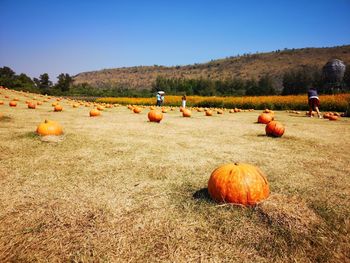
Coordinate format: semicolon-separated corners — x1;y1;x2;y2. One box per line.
1;0;349;81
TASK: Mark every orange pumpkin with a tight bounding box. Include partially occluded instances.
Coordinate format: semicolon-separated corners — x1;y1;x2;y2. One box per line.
329;115;338;121
28;102;36;109
208;163;270;206
133;107;142;113
217;109;224;114
36;120;63;136
265;121;285;137
148;110;163;123
0;100;4;105
9;101;17;107
89;109;101;117
205;110;213;116
182;109;191;117
258;113;274;124
54;105;63;112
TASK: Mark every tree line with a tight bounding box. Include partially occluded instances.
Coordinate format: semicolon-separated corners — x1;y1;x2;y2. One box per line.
1;64;349;97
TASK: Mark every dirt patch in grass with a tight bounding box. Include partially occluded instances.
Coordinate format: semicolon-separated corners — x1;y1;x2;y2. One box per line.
256;193;321;234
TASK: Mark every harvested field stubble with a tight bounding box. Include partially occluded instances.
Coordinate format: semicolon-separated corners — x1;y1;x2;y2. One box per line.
0;88;349;262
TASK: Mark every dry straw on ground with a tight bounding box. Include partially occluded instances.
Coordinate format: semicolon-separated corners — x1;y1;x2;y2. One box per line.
0;89;349;262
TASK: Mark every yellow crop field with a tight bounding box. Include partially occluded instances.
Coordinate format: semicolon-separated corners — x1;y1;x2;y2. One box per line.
97;94;350;112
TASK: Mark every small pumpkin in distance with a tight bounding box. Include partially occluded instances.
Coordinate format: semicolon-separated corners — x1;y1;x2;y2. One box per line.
258;113;274;124
148;110;163;123
9;101;17;107
28;102;36;109
182;108;191;117
208;163;270;206
54;105;63;112
0;101;4;105
328;115;338;121
265;121;285;137
205;110;213;116
36;120;63;136
133;107;142;113
90;109;101;117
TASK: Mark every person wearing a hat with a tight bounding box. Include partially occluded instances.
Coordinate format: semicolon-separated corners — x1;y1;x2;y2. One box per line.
156;92;162;106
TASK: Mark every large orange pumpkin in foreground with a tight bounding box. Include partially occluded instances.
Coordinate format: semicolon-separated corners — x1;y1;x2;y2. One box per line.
36;120;63;136
265;121;285;137
208;163;270;206
258;113;274;124
148;110;163;123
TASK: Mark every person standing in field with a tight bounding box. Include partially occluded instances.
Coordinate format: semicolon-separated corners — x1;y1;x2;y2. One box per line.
182;94;186;108
161;94;165;106
308;87;322;118
156;92;162;106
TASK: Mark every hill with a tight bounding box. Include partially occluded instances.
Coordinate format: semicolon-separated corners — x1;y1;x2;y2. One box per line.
73;45;350;90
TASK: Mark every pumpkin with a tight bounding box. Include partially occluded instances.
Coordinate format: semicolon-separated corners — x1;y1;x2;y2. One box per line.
217;109;224;114
205;110;213;116
208;163;270;206
54;105;63;112
73;103;79;108
0;100;4;105
133;107;142;113
182;109;191;117
90;109;101;117
229;109;234;113
28;102;36;109
9;101;17;107
36;120;63;136
329;115;338;121
52;102;58;106
13;98;19;101
97;105;104;111
148;110;163;123
258;113;274;124
265;121;285;137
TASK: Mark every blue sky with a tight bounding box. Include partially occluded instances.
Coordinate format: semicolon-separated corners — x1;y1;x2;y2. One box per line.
1;0;349;81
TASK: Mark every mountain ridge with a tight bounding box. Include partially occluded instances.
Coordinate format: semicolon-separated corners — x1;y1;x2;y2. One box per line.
73;45;350;90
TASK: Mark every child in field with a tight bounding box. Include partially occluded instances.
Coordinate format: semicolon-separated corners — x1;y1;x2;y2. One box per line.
308;87;322;118
182;94;186;108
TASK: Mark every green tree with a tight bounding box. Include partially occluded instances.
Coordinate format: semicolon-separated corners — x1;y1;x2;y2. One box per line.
38;73;52;92
0;66;16;87
343;65;350;90
55;73;73;92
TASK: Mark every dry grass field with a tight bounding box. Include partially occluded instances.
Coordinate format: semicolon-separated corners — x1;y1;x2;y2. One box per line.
1;89;349;262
